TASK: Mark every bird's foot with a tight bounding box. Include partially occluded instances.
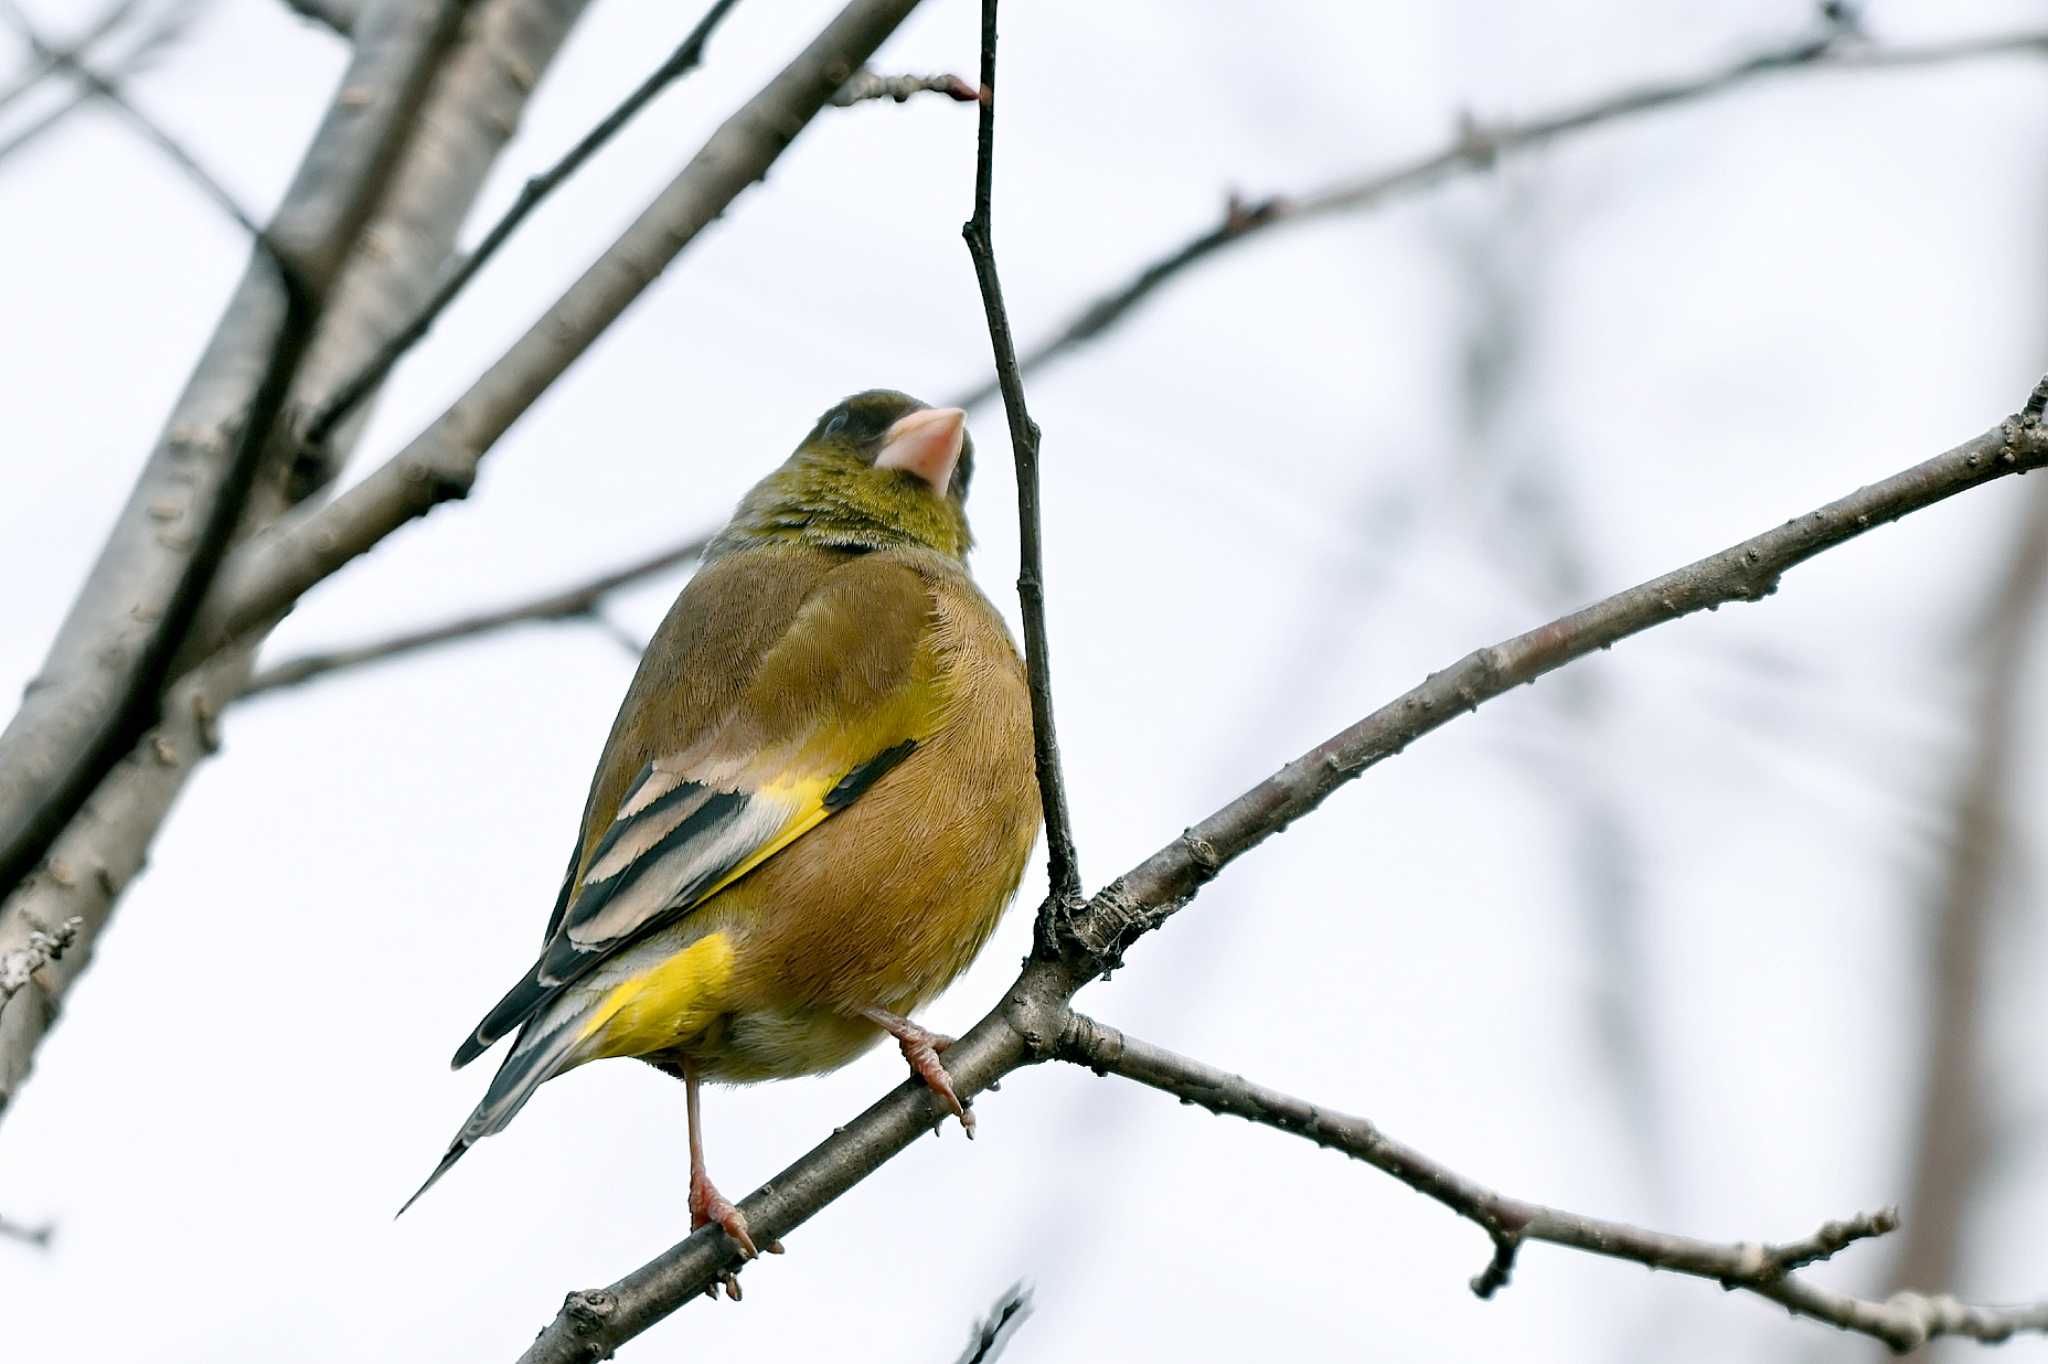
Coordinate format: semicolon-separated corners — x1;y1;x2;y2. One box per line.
863;1007;973;1137
690;1167;759;1261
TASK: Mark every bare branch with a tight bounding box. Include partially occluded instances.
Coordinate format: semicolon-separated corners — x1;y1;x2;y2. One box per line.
0;1211;52;1248
1889;482;2048;1294
951;1282;1033;1364
962;0;1081;909
0;1;189;172
945;23;2048;411
518;382;2048;1355
186;0;930;666
3;4;278;250
0;0;141;121
832;68;976;106
1054;1011;2048;1352
303;0;744;449
276;0;355;38
0;0;464;911
1056;404;2048;969
0;0;594;1123
240;532;709;698
0;914;79;1005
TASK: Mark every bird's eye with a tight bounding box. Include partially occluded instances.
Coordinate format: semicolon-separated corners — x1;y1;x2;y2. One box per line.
823;411;849;437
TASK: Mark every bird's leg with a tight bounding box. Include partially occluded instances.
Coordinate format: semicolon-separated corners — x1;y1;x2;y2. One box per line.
683;1057;760;1278
861;1006;973;1137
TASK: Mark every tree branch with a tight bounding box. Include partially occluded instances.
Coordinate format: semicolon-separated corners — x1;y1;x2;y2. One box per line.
962;0;1080;908
951;1282;1032;1364
831;68;977;106
277;0;356;38
0;0;141;121
240;531;709;698
518;380;2048;1358
1889;481;2048;1294
184;0;930;667
0;0;595;1123
945;22;2048;412
0;0;193;173
1053;1011;2048;1352
0;0;461;907
302;0;744;450
4;4;279;251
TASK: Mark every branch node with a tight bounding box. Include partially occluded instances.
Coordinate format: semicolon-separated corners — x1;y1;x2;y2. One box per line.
1470;1227;1522;1299
2022;372;2048;424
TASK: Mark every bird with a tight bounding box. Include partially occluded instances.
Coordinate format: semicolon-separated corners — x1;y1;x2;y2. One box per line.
402;390;1041;1265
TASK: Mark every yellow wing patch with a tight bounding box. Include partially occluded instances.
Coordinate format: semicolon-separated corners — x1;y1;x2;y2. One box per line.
582;931;738;1058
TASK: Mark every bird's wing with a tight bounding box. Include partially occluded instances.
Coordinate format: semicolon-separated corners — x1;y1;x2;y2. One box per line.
451;552;940;1068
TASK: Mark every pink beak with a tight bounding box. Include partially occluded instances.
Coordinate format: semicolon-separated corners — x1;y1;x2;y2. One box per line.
874;407;967;495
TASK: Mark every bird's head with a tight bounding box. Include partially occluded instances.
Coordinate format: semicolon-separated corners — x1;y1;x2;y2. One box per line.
714;390;975;561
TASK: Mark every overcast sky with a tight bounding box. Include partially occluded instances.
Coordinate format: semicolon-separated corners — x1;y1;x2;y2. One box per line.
5;0;2048;1360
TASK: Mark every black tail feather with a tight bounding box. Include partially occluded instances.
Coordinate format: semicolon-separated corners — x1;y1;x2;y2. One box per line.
396;1140;471;1219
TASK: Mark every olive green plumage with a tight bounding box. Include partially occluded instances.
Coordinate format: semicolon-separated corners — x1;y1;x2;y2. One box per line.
407;390;1038;1216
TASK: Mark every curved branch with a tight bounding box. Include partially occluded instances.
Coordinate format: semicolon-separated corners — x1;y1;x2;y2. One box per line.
302;0;744;448
518;382;2048;1358
240;532;709;698
185;0;929;664
962;0;1080;906
1056;1012;2048;1353
945;23;2048;412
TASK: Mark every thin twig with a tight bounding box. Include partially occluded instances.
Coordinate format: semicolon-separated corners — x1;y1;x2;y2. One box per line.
945;23;2048;411
302;0;743;449
516;380;2048;1360
951;1282;1033;1364
832;68;977;105
0;0;140;120
1889;483;2048;1294
276;0;354;37
1054;1011;2048;1353
240;531;709;698
0;1212;52;1248
185;0;927;666
0;0;202;175
961;0;1081;911
5;6;275;250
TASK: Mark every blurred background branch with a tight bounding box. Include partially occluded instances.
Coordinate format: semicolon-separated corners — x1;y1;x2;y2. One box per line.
238;532;709;697
946;15;2048;411
1054;1011;2046;1353
1887;482;2048;1306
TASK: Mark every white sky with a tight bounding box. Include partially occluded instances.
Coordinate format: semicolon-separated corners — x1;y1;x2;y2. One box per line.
4;0;2048;1360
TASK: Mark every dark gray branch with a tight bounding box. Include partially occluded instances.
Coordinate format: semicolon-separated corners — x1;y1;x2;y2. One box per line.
4;4;277;249
946;23;2048;412
961;0;1081;909
0;0;594;1124
185;0;929;666
1055;1012;2047;1353
518;382;2048;1358
277;0;356;37
240;532;709;697
0;0;141;121
0;0;462;918
951;1282;1032;1364
302;0;743;449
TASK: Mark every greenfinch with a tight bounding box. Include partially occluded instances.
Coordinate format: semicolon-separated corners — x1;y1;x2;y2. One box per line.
404;391;1040;1255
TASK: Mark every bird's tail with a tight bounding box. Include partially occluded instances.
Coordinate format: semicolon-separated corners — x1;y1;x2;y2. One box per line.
397;995;600;1217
